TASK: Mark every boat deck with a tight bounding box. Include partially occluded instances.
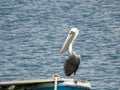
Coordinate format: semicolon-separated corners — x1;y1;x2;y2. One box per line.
0;75;91;90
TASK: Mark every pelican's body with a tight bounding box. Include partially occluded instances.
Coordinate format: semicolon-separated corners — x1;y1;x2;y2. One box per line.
64;51;80;76
60;28;80;76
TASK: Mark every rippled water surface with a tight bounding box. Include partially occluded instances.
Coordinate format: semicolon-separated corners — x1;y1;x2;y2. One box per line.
0;0;120;90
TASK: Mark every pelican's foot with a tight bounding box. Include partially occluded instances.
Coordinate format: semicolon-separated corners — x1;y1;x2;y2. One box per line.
73;78;78;84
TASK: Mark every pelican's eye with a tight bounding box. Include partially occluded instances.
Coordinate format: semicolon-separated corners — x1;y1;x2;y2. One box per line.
70;31;74;35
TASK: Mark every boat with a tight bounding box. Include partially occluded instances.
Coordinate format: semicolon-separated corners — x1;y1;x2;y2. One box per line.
0;75;91;90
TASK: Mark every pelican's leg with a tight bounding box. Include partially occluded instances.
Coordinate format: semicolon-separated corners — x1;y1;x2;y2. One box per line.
73;73;78;83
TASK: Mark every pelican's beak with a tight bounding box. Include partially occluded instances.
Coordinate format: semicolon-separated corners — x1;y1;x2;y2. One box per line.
59;32;74;55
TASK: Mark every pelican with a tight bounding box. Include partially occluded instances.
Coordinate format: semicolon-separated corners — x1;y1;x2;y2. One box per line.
59;28;80;76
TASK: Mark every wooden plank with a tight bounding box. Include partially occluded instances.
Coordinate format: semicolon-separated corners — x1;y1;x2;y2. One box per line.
0;78;63;86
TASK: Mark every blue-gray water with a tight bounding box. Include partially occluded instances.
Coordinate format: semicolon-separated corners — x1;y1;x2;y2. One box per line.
0;0;120;90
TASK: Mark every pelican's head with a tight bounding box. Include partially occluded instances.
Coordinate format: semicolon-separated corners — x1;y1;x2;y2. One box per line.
59;28;79;55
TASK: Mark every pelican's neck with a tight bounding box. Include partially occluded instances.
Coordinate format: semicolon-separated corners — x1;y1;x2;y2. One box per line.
67;28;79;55
68;41;73;55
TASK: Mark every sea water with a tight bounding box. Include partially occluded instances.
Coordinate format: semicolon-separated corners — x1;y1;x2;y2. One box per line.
0;0;119;90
